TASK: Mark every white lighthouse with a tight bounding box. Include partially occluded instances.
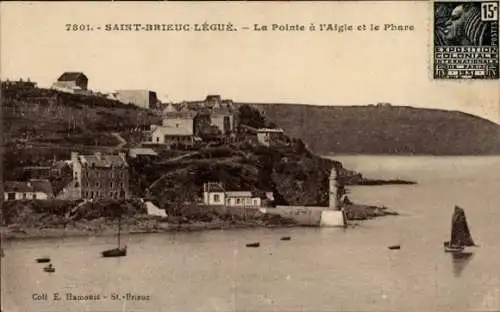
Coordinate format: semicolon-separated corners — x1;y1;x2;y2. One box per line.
320;166;346;227
329;167;339;210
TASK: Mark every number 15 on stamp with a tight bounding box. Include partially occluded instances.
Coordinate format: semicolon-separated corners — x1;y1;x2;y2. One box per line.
434;0;499;79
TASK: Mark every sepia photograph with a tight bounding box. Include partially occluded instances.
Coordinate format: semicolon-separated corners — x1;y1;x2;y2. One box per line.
1;1;499;311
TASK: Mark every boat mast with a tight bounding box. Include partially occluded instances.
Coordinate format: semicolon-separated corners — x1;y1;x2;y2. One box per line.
118;216;121;249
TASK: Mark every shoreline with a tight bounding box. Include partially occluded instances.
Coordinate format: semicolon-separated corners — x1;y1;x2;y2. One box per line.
1;222;300;242
1;205;399;242
353;179;417;186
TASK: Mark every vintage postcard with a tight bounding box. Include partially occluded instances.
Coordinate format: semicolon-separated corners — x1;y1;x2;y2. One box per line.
1;1;500;312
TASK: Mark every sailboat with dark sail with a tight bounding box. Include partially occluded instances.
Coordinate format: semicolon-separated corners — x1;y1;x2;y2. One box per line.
443;206;478;253
101;216;127;258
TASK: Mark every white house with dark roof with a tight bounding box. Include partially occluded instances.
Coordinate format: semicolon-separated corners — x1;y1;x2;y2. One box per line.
128;148;158;159
151;125;196;147
51;72;88;93
4;179;54;201
202;182;269;208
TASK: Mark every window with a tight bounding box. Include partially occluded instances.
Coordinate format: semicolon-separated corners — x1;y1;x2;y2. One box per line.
213;194;220;202
236;198;241;204
156;137;159;143
110;182;114;188
96;182;100;187
7;192;15;200
22;193;27;200
109;192;113;198
33;193;37;200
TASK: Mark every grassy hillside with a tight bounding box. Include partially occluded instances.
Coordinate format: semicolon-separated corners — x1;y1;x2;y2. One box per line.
249;103;500;155
131;138;344;212
2;85;160;177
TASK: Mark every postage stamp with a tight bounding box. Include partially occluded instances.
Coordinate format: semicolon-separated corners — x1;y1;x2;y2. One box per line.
434;0;499;79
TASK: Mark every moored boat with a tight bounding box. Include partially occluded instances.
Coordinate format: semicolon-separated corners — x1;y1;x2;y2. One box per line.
36;257;51;263
101;216;127;258
43;264;55;273
246;242;260;248
102;247;127;257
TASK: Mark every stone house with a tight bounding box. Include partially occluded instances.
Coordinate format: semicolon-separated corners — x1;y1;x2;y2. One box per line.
210;107;237;135
71;151;129;200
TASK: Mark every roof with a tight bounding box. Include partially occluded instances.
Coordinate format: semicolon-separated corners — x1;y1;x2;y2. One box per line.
23;166;51;171
226;191;253;198
257;128;284;133
206;95;221;101
226;190;269;199
79;153;128;168
5;181;33;193
129;148;158;157
52;160;71;170
57;72;87;82
153;125;193;136
163;110;197;119
29;179;54;196
204;182;225;192
211;107;233;116
5;179;53;195
162;103;178;113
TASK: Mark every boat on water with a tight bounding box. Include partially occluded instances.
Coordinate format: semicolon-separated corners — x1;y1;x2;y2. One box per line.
43;264;55;273
388;245;401;250
280;236;291;241
36;257;51;263
246;242;260;248
444;205;478;253
101;216;127;258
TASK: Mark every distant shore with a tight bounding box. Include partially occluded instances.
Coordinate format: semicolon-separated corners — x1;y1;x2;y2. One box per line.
354;179;417;186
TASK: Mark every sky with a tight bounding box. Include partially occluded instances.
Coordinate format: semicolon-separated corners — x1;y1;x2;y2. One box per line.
1;1;499;123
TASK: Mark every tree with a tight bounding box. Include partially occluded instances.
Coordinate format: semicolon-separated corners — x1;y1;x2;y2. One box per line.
238;104;266;129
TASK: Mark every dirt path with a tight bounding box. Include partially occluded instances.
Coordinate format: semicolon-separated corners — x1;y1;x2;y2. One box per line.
111;132;127;149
